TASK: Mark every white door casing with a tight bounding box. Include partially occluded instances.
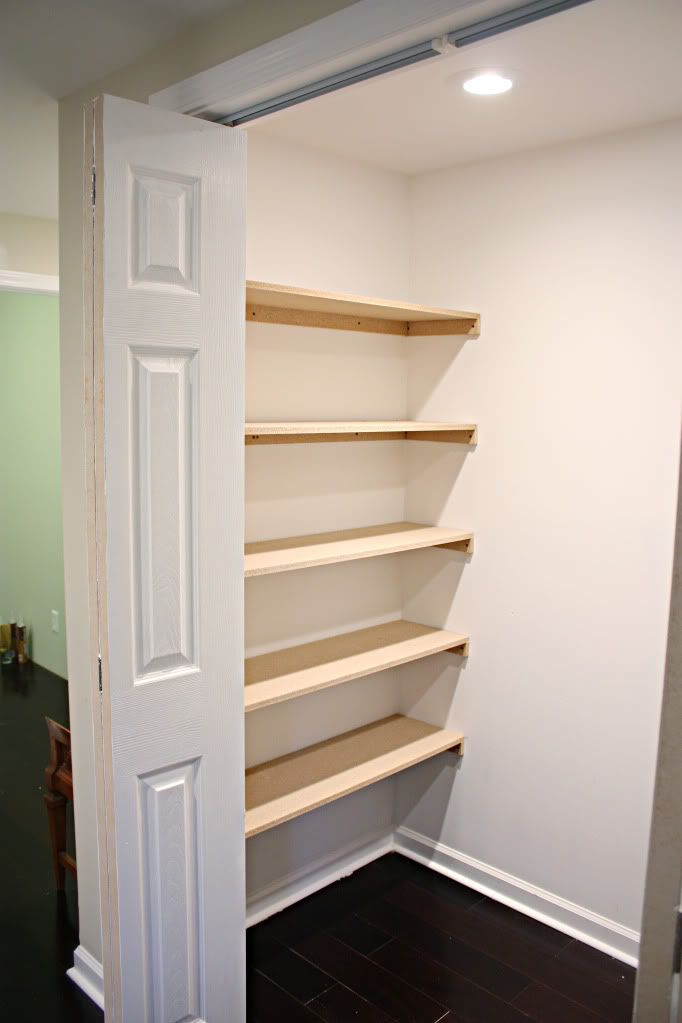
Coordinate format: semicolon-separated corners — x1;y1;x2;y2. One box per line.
86;95;246;1022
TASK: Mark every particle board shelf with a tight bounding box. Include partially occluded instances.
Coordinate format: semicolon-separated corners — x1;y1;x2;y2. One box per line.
245;714;464;837
244;521;473;578
245;619;469;712
245;280;480;337
245;421;477;445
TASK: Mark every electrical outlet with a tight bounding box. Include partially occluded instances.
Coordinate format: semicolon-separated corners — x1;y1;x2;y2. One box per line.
51;610;59;634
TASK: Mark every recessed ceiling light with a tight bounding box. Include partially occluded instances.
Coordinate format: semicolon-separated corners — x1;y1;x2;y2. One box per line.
462;71;513;96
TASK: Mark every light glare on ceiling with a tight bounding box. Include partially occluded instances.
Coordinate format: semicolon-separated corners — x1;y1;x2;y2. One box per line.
463;71;513;95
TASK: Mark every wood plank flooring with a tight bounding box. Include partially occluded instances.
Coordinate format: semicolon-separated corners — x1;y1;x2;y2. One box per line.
247;854;635;1023
1;660;103;1022
2;660;636;1022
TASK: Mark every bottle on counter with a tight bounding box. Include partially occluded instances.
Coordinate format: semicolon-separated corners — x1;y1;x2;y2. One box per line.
0;616;10;653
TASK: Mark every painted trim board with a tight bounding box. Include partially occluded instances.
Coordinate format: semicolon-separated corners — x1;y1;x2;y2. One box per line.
247;829;394;927
395;825;640;965
69;828;640;1010
67;945;105;1009
0;270;59;295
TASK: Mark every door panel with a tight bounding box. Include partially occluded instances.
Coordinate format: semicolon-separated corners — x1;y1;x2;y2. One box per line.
87;95;246;1023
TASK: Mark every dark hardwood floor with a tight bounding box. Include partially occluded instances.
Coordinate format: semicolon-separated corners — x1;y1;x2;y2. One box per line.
1;659;635;1022
248;854;635;1022
0;659;102;1022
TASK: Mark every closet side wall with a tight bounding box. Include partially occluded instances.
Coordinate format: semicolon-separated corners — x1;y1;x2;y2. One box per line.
399;119;682;946
245;131;412;904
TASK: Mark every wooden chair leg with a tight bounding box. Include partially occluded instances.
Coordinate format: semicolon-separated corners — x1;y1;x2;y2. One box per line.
44;790;67;890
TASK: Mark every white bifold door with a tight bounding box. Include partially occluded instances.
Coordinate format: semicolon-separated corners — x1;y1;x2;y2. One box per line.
85;95;246;1022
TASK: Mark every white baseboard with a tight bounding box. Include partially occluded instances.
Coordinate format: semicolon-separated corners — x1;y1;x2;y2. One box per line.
67;944;104;1010
246;829;394;927
65;824;639;1009
395;825;639;966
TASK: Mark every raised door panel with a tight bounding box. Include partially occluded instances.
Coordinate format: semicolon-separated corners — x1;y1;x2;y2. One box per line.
90;95;246;1023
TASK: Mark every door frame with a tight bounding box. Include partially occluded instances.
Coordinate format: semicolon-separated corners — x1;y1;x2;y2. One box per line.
70;0;679;1011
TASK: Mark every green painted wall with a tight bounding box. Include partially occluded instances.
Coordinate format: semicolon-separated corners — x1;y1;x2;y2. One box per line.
0;292;66;678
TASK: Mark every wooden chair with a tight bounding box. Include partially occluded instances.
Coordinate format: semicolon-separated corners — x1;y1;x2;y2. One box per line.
44;717;77;889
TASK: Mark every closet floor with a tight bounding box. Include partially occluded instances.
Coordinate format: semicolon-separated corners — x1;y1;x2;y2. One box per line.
0;659;636;1021
247;853;636;1023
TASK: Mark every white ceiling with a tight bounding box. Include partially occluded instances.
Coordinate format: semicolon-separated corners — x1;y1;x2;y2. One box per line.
4;0;682;220
251;0;682;176
0;0;241;219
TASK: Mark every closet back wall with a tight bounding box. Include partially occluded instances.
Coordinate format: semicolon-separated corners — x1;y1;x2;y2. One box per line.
244;132;411;904
399;118;682;948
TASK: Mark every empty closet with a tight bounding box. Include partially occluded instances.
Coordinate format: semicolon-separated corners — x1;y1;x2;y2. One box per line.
78;1;682;1015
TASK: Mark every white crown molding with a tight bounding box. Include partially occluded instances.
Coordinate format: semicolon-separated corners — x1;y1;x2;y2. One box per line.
67;944;105;1009
0;269;59;295
150;0;480;119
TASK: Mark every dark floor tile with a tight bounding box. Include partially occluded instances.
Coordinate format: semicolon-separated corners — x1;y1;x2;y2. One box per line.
507;945;633;1022
403;862;486;911
373;937;532;1023
513;981;611;1022
469;896;573;955
308;981;401;1023
295;931;449;1023
361;897;529;1002
262;857;404;946
383;882;633;1022
0;662;102;1023
328;912;392;955
256;945;335;1004
248;970;325;1022
558;940;636;992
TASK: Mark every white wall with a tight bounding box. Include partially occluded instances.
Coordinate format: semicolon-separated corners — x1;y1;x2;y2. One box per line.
397;119;682;942
245;131;411;900
0;213;58;275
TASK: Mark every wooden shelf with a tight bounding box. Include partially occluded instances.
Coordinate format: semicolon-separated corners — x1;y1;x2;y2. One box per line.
245;620;469;712
245;421;477;445
246;280;480;337
244;521;473;577
245;714;464;837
